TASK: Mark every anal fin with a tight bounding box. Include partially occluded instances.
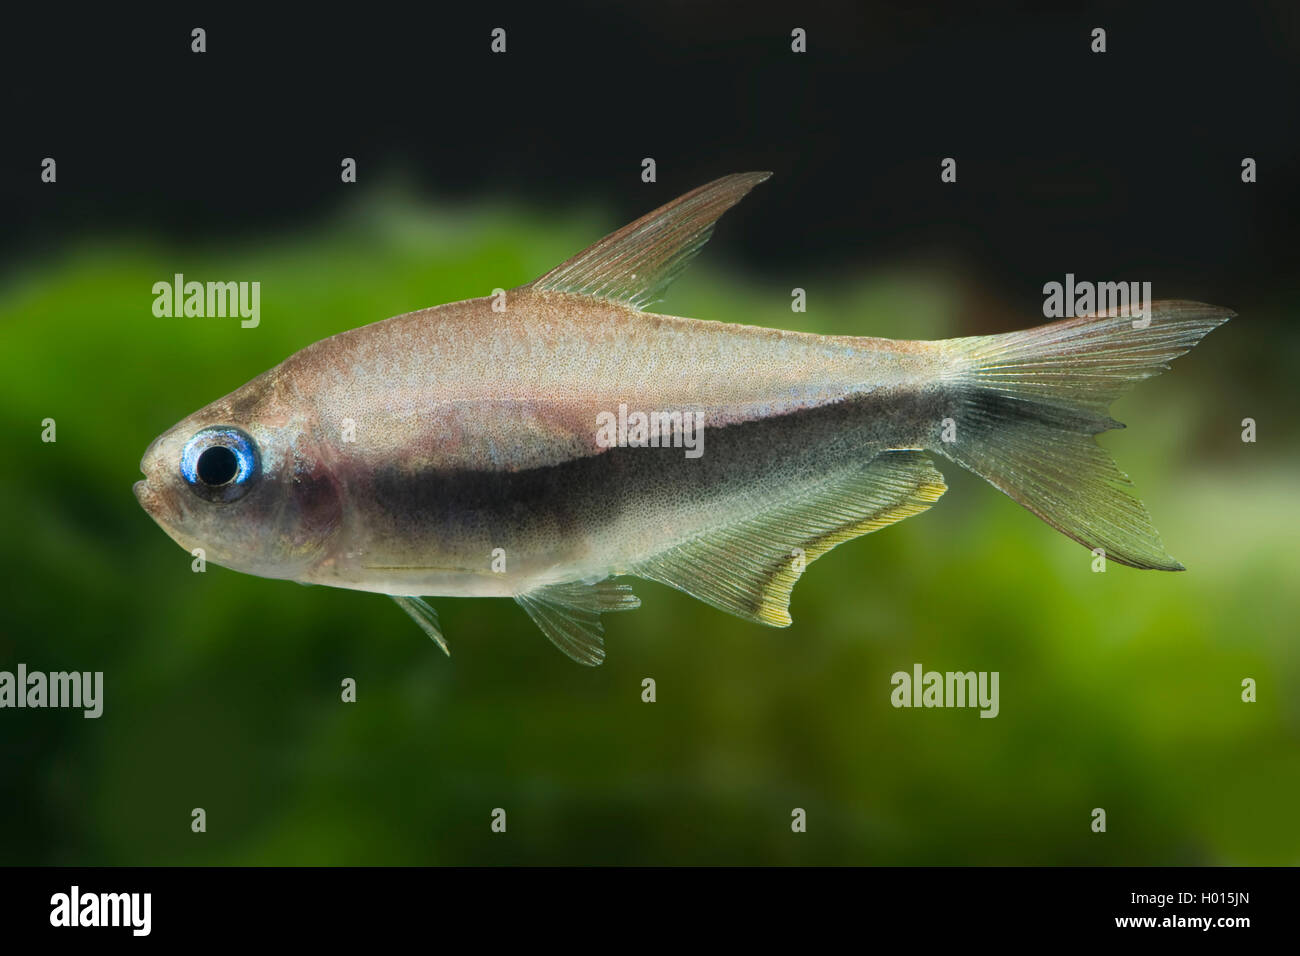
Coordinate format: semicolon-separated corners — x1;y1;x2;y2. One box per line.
631;450;946;627
515;579;641;666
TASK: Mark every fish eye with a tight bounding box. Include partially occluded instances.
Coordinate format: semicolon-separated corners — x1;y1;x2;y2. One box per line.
180;427;260;502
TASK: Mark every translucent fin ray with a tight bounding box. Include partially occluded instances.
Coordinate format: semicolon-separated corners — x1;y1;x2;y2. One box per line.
515;578;641;666
631;451;947;627
528;171;771;310
391;595;450;656
937;300;1231;569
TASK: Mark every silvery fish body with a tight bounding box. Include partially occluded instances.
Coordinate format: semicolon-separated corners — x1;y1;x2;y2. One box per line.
136;173;1230;664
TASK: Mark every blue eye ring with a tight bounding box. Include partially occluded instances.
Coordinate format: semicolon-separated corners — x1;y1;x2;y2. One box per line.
180;427;260;502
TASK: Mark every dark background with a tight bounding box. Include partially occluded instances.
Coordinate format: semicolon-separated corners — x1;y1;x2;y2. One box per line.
4;2;1297;312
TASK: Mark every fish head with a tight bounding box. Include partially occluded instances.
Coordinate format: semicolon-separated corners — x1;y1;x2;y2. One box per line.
134;373;343;579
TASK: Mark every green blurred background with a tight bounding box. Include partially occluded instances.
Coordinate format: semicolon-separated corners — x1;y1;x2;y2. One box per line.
1;185;1296;865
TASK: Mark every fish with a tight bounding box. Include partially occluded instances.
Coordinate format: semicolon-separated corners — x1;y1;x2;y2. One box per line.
134;172;1231;665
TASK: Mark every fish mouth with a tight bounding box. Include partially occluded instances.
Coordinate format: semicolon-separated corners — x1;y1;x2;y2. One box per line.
136;431;192;545
134;477;177;526
134;478;160;516
135;476;198;555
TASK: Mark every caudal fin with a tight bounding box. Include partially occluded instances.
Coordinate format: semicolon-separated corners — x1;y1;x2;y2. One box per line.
932;301;1231;569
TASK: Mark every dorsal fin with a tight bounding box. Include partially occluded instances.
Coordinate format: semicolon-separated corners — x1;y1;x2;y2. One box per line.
528;171;771;310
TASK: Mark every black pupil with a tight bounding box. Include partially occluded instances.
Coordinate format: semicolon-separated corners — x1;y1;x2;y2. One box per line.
196;445;239;485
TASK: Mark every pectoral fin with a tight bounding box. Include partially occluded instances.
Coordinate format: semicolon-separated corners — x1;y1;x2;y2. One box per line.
391;595;450;656
632;450;947;627
515;578;641;666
